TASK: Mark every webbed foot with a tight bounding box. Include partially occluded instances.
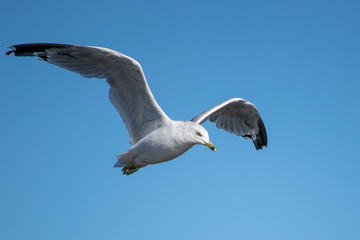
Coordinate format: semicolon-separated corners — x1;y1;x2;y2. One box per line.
122;161;140;175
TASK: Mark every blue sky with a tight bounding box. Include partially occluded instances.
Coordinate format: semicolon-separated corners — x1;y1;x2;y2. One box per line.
1;0;359;239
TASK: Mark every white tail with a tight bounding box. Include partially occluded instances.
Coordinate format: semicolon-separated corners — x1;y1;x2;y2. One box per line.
113;153;130;168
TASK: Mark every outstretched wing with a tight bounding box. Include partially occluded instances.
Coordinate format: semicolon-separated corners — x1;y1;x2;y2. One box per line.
7;43;170;145
191;98;267;150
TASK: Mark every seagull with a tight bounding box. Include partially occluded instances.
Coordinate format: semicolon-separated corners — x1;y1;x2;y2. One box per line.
6;43;267;175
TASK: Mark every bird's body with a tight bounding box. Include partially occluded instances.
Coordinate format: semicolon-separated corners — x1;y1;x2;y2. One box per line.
7;43;267;175
115;121;208;174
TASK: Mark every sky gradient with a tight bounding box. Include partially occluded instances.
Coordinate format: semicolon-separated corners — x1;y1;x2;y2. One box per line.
1;0;360;239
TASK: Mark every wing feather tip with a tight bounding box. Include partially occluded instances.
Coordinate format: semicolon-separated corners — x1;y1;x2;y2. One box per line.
6;46;16;55
253;117;267;150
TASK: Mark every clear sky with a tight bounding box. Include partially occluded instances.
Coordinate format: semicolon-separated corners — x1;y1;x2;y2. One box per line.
1;0;359;239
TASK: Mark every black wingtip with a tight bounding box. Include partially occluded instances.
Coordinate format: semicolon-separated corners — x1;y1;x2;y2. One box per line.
5;43;71;57
6;46;15;56
253;117;267;150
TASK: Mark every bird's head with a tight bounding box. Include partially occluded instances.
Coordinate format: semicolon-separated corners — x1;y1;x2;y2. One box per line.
185;122;216;152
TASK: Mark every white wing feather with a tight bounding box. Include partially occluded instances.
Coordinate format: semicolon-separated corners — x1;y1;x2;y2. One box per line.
191;98;267;150
7;43;170;144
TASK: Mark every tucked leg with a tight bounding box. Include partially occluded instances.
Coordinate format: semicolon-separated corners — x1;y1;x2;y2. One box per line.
122;161;140;175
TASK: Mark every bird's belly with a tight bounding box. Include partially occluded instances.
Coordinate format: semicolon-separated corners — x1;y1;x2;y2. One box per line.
132;137;192;165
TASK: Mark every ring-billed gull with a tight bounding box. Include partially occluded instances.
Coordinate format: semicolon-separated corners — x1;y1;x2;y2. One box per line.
6;43;267;175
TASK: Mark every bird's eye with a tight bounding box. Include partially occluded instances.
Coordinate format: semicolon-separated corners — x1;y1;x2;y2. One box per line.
196;132;202;137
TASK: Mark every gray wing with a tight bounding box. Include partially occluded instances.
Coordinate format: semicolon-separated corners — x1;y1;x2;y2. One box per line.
191;98;267;150
7;43;170;145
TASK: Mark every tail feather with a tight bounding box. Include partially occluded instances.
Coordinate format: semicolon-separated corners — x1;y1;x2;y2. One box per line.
113;153;130;168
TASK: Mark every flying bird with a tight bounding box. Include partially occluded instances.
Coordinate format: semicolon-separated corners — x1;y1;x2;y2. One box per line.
6;43;267;175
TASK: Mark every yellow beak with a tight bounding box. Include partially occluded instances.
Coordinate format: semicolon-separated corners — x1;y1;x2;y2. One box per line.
205;141;216;152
